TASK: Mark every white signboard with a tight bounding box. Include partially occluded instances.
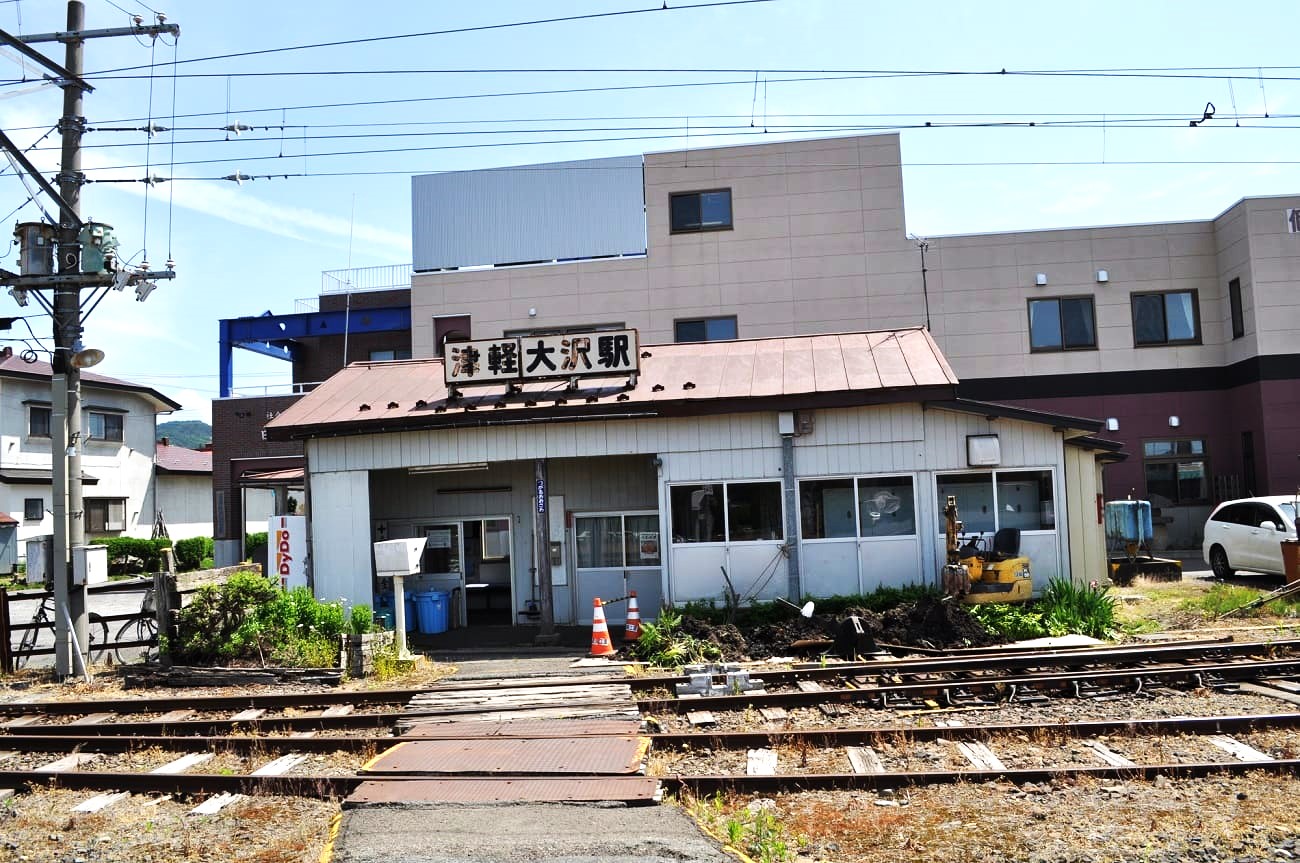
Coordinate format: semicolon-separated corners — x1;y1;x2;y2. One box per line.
426;528;452;549
269;515;308;591
445;330;639;386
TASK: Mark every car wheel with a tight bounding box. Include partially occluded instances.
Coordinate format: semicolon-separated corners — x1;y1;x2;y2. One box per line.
1209;545;1235;579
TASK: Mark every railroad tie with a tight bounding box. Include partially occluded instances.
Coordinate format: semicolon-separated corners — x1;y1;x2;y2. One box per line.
1084;740;1137;768
955;741;1006;772
35;753;100;773
157;709;196;722
1206;735;1273;763
68;712;116;726
846;746;886;774
188;754;308;816
230;709;266;722
746;749;778;776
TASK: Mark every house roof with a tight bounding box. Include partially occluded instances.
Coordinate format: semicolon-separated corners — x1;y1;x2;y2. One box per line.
0;352;181;412
265;328;960;440
155;443;212;474
0;512;17;525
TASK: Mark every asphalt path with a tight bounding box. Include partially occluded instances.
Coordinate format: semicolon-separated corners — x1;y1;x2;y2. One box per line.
5;579;151;669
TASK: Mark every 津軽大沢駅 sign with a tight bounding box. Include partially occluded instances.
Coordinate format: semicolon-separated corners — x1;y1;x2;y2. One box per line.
444;330;639;386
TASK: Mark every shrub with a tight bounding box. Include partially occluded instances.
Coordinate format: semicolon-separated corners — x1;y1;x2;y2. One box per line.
628;608;721;668
172;570;346;667
1038;578;1118;639
174;536;214;572
348;605;375;635
91;537;173;574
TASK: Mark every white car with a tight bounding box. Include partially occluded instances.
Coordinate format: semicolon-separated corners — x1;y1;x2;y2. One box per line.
1202;495;1298;578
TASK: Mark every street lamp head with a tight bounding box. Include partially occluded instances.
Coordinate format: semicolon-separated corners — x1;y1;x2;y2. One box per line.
70;347;105;369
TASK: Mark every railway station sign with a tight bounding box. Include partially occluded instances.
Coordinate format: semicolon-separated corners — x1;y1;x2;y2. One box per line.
444;329;639;386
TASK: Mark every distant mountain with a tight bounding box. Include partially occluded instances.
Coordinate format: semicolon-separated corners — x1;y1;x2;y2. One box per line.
157;420;212;450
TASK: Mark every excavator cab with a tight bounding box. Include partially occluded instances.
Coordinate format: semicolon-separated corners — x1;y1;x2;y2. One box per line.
942;496;1033;604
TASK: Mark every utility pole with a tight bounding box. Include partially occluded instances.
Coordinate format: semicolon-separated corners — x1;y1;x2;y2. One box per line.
0;2;178;677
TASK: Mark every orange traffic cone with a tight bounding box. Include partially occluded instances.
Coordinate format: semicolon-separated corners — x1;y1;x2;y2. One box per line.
623;591;642;642
589;597;616;657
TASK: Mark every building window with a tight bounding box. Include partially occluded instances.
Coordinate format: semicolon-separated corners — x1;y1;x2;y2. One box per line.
1228;278;1244;340
87;411;124;442
1132;290;1200;346
675;316;738;343
28;405;51;438
1143;439;1209;505
669;189;732;233
23;498;43;521
800;476;917;540
576;512;660;568
1028;297;1096;351
937;470;1056;535
670;481;783;543
368;348;412;361
85;498;126;533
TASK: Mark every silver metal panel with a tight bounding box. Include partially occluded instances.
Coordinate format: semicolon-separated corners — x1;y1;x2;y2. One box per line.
412;156;646;271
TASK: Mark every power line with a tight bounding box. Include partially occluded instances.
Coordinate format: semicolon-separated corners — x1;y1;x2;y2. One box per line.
85;0;780;75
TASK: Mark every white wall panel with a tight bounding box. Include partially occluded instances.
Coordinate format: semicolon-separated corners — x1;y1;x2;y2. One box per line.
309;470;372;611
412;156;647;271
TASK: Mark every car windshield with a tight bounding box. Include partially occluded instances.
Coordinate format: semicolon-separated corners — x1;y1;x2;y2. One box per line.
1281;502;1297;524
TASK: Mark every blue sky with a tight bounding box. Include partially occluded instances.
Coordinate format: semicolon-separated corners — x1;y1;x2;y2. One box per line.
1;0;1297;426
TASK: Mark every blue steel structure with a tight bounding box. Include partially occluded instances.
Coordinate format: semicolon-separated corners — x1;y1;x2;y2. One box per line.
218;306;411;397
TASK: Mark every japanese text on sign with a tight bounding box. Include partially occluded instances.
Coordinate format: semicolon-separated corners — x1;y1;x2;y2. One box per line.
444;330;639;386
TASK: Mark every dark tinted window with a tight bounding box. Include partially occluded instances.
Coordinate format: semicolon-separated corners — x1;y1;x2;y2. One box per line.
1133;291;1199;346
1211;503;1248;525
669;190;732;232
1029;298;1096;351
1132;294;1167;344
675;316;737;343
1229;278;1244;340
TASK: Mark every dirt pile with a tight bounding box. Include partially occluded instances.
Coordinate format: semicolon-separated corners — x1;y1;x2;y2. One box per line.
875;595;999;650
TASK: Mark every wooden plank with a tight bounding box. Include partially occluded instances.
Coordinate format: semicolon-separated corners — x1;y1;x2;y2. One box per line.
74;792;130;813
290;731;319;739
686;711;716;727
36;753;99;773
955;741;1006;772
796;681;824;693
230;709;266;721
69;712;116;726
3;715;41;728
190;792;241;816
1236;681;1300;707
152;753;213;775
818;703;848;717
1085;740;1136;768
746;749;778;776
158;710;195;722
758;707;788;722
251;754;309;776
846;746;886;774
1207;735;1273;763
321;705;354;717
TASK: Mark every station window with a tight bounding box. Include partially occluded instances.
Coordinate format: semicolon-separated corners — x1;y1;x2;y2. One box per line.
670;481;783;543
1132;290;1200;346
800;476;916;539
1228;278;1244;340
368;348;412;361
576;512;660;568
23;498;43;521
1028;297;1096;351
1143;439;1209;505
28;405;51;438
674;316;738;343
937;470;1055;534
87;411;124;442
669;189;732;233
85;498;126;533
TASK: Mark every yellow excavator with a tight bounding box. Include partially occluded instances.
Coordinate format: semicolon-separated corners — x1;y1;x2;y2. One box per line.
941;495;1033;604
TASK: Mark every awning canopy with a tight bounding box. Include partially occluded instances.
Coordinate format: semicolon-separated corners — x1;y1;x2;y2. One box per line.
0;468;99;485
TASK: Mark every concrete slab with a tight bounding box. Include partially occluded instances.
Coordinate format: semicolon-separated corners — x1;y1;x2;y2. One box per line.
331;803;729;863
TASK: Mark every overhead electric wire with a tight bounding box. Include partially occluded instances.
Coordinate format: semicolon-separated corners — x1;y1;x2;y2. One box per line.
85;0;780;76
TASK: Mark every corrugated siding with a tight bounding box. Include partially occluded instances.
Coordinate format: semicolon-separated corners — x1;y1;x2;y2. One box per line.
411;156;646;271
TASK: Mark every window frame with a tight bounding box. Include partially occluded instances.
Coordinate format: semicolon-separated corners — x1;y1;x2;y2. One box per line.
668;480;785;545
1026;296;1098;353
27;404;51;438
674;315;739;344
1131;289;1202;347
1141;437;1210;506
87;410;125;443
84;497;127;533
668;188;733;234
934;468;1059;538
798;473;919;542
1228;277;1244;340
574;510;662;570
23;497;43;521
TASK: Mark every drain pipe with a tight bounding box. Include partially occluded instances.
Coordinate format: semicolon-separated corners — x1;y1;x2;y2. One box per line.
778;412;801;600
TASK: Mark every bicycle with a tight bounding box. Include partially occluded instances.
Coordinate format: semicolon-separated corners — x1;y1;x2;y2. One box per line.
113;583;159;665
13;591;108;670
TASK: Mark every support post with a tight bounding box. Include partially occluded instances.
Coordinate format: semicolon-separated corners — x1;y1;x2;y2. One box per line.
0;587;12;675
781;432;802;601
153;570;171;668
533;458;556;642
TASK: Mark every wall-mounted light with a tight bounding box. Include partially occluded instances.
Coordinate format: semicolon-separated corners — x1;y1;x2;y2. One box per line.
1034;273;1048;286
1106;417;1119;432
1096;269;1109;283
967;434;1001;466
1168;416;1180;428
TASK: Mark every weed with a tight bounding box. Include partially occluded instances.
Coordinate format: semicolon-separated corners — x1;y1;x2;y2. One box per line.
626;608;721;669
969;578;1118;641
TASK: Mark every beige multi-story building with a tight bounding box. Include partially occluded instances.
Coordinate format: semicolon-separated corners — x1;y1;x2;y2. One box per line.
402;132;1300;548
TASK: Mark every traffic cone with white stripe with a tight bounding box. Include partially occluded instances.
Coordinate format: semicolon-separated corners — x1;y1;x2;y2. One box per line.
623;591;642;642
589;597;616;657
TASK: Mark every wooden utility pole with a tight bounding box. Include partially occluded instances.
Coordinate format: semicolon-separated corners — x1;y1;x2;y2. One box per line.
533;458;556;641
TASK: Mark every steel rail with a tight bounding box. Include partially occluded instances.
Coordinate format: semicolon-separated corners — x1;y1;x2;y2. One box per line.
636;658;1300;713
661;758;1300;795
0;770;369;799
1;710;406;737
649;712;1300;748
0;687;432;717
0;733;395;755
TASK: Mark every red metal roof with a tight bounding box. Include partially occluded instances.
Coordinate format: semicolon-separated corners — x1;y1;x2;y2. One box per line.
0;352;182;411
155;443;213;474
266;328;959;440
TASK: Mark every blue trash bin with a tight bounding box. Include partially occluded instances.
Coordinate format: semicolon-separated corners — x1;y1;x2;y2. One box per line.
415;590;450;635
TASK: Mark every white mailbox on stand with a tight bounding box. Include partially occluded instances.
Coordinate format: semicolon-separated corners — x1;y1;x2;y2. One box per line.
72;544;108;586
373;538;427;660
